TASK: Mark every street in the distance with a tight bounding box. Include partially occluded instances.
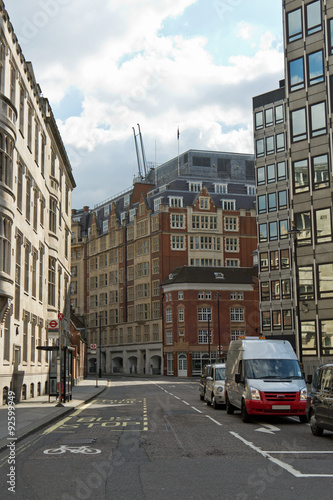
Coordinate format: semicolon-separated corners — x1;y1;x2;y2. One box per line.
0;377;332;500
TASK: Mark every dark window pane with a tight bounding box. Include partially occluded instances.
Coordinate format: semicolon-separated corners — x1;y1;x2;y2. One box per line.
262;311;271;331
289;57;305;91
283;310;292;330
271;281;280;300
282;279;291;299
260;252;268;271
270;250;279;270
313;154;329;189
280;249;290;269
329;19;333;54
261;282;270;301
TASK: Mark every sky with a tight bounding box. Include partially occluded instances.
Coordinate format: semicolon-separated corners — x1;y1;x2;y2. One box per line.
5;0;284;209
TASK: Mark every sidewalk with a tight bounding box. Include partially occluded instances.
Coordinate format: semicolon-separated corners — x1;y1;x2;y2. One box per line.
0;377;108;452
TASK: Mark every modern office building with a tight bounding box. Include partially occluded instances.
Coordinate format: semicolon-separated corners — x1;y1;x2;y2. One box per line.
0;3;75;403
71;150;257;376
254;0;333;374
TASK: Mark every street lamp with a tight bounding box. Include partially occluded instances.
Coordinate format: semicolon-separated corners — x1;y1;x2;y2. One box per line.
289;221;302;366
208;312;211;363
99;313;102;378
216;293;221;361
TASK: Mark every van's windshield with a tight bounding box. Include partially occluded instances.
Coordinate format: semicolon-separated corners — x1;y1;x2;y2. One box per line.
244;359;302;380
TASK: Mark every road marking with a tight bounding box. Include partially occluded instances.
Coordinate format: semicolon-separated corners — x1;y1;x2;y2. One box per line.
191;406;202;413
174;396;180;400
230;431;333;478
255;423;281;434
206;415;222;426
182;400;190;405
43;400;97;435
143;398;148;431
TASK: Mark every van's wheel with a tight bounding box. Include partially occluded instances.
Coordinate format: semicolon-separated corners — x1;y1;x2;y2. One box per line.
299;415;308;424
200;392;204;401
309;412;324;436
225;394;234;414
212;395;220;410
241;400;251;423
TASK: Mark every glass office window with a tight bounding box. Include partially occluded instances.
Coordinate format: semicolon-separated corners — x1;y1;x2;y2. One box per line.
271;281;280;300
283;310;292;330
315;208;332;243
294;159;309;193
282;279;291;299
280;249;290;269
272;311;282;330
267;164;276;183
329;19;333;54
299;266;314;300
320;320;333;355
276;133;285;152
287;8;302;42
275;105;284;124
259;223;267;242
261;282;270;301
270;250;279;270
301;321;317;355
262;311;271;331
277;161;286;181
255;111;263;130
265;108;273;127
291;108;307;141
257;166;266;185
289;57;305;91
279;220;288;239
296;212;312;244
318;264;333;298
269;221;278;241
260;252;269;272
310;101;326;137
268;192;277;212
266;136;274;155
258;195;266;214
313;154;329;189
256;139;264;157
308;51;324;85
306;0;322;36
278;190;287;210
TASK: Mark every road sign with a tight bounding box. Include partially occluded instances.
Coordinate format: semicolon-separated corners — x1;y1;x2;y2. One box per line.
90;344;97;349
58;313;64;320
48;319;59;330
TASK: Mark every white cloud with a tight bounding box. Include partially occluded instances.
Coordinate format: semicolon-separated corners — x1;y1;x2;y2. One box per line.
236;21;256;40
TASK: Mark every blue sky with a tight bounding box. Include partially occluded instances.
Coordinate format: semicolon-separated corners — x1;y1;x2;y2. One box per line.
5;0;284;209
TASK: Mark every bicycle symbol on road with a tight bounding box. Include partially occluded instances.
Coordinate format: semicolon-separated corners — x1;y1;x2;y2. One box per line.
43;445;101;455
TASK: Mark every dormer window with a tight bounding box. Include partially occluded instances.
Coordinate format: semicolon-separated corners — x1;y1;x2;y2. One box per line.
222;199;236;211
215;183;228;194
154;197;162;211
124;194;130;207
188;181;202;192
169;196;183;208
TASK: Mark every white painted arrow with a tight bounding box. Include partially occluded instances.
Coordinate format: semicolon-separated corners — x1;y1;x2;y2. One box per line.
255;423;281;434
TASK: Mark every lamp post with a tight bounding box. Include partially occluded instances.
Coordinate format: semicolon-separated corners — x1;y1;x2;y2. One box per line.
289;222;302;366
99;313;102;378
208;311;211;363
216;293;221;361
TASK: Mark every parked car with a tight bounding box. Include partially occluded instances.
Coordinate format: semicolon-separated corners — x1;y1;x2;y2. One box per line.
307;363;333;436
225;337;310;423
199;364;211;401
205;363;226;409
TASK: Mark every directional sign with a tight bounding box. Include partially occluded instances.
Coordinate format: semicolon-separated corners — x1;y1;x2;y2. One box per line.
255;423;281;434
48;319;59;330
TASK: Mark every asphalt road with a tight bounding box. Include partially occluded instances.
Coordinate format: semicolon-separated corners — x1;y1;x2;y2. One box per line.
0;376;333;500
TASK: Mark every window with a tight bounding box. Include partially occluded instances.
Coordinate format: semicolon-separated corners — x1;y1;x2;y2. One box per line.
247;185;255;196
166;309;172;323
277;161;286;181
271;280;280;300
261;282;270;301
280;249;290;269
279;220;288;239
296;212;312;245
269;221;278;241
262;311;271;331
283;310;292;330
266;136;274;155
291;108;307;142
178;291;183;300
260;252;268;272
318;264;333;298
276;133;285;152
278;190;287;210
287;8;302;42
255;111;263;130
215;183;228;194
294;159;309;193
268;192;277;212
289;57;305;91
310;101;326;137
265;108;273;127
171;214;185;229
166;331;173;345
256;139;264;157
257;166;265;185
225;238;238;252
315;208;331;243
230;308;244;322
320;320;333;356
222;200;236;211
299;266;314;300
226;259;239;267
272;311;282;330
270;250;279;270
200;197;209;209
329;19;333;54
198;330;212;344
231;330;244;341
281;279;291;299
230;292;236;300
169;196;183;208
258;195;266;214
308;51;324;85
171;235;185;250
154;197;162;211
189;182;202;192
225;217;238;231
267;164;275;183
259;223;267;242
178;307;184;322
306;0;321;36
313;154;329;189
198;308;212;321
275;105;284;124
301;320;317;355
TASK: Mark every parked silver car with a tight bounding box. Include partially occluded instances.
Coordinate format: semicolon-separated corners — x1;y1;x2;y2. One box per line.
205;363;226;409
307;364;333;436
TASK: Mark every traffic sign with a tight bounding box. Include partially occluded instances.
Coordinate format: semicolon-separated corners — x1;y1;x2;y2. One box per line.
58;313;64;320
48;319;59;330
90;344;97;349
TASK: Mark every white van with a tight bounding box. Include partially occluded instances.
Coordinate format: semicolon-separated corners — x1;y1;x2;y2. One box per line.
224;338;309;423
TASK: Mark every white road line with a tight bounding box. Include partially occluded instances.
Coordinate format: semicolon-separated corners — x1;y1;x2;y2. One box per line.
191;406;202;413
182;400;190;405
206;415;223;426
267;450;333;454
174;396;180;400
230;431;333;478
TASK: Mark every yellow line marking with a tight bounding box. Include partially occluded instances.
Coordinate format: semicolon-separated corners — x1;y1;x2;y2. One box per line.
43;400;97;435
